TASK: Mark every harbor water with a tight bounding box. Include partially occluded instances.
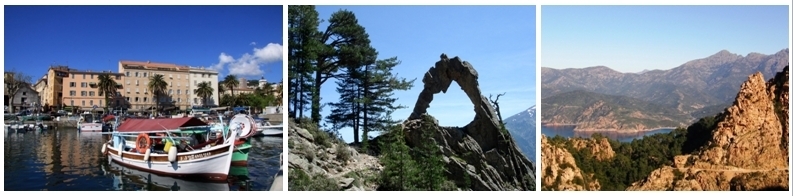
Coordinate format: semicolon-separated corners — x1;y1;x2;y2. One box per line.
4;127;283;191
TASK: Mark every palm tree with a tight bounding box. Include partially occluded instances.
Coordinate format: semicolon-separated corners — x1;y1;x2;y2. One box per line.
223;75;239;97
194;81;214;107
148;74;168;115
96;74;119;112
218;85;226;95
276;83;283;106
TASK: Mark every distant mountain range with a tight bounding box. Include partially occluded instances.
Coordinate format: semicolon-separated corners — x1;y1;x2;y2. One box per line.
505;105;536;162
541;48;789;130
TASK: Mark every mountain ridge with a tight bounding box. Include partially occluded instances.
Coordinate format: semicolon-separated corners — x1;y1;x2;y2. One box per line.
541;48;789;130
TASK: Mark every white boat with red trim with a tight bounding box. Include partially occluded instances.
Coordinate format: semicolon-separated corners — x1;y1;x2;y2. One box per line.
102;117;239;182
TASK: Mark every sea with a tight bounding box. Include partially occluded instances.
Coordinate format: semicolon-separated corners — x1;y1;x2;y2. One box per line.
3;127;283;191
540;125;674;143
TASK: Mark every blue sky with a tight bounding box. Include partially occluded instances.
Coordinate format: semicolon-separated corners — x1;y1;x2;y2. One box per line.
4;5;283;84
542;5;790;73
313;6;537;143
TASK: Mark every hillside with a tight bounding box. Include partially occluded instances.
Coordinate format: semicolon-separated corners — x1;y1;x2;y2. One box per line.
627;66;789;191
540;66;790;191
289;54;537;191
504;105;537;162
541;48;789;114
541;90;690;131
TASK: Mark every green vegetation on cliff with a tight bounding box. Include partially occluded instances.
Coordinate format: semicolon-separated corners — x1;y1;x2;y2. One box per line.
545;115;717;190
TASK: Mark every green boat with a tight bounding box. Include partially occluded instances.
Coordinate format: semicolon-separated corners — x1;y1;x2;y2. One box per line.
231;139;252;166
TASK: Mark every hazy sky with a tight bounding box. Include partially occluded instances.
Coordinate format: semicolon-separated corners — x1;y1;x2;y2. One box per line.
542;5;790;73
313;6;537;143
4;6;284;82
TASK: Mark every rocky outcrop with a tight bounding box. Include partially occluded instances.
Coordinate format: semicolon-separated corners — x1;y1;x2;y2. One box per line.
571;137;615;161
403;54;536;191
287;119;382;191
627;66;790;191
540;136;600;191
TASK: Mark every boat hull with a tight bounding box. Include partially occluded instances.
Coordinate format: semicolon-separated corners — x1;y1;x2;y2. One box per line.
106;143;234;182
79;123;103;132
106;161;230;191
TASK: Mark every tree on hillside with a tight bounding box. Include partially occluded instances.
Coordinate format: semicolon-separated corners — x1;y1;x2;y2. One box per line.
287;5;377;124
288;5;320;120
96;74;119;112
378;121;419;191
413;115;451;190
326;57;415;145
488;92;507;124
148;74;168;115
4;69;32;113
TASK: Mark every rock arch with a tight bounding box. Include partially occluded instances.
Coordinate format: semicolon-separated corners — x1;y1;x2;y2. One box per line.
409;54;502;152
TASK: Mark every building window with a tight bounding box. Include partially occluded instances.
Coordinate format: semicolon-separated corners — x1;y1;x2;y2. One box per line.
169;89;173;94
89;91;95;96
91;74;94;79
177;89;181;95
135;97;139;102
126;72;129;77
115;75;120;80
81;82;87;87
177;98;181;103
83;74;86;79
70;91;76;96
22;92;27;96
135;72;139;77
72;74;75;79
143;72;147;77
136;88;139;92
81;91;87;96
71;100;74;106
82;100;85;106
194;98;198;104
90;100;93;106
99;100;102;106
70;82;76;87
177;74;180;79
144;97;147;102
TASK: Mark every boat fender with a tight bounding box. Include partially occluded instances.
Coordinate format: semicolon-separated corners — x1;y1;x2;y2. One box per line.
143;148;151;161
168;146;177;162
101;143;108;155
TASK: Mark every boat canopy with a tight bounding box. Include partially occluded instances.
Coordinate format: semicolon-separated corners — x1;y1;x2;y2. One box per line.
116;117;209;133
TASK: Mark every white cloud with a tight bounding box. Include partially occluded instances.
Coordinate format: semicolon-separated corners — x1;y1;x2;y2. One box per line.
209;52;235;72
250;42;257;46
253;43;283;64
212;43;283;77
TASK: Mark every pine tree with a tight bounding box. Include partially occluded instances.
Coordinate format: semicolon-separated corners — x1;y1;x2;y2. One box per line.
327;56;415;145
288;5;320;120
360;57;415;149
413;115;448;191
378;122;418;191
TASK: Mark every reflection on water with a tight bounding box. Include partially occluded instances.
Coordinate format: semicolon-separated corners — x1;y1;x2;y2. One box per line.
4;127;283;191
540;125;674;143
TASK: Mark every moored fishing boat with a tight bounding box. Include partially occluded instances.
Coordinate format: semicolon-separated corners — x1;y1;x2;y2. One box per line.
102;117;239;182
227;114;258;166
79;112;103;132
